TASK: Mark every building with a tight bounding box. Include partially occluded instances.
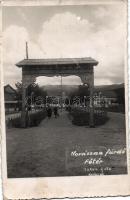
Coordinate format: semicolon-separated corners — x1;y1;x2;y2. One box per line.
94;83;124;107
4;84;19;113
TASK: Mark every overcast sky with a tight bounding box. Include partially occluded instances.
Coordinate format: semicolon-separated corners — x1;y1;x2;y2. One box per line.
3;4;126;87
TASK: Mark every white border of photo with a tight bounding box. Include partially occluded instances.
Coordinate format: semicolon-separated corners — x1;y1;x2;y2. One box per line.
0;0;130;199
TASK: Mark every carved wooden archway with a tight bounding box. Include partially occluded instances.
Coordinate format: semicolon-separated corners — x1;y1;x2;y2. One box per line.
16;57;98;128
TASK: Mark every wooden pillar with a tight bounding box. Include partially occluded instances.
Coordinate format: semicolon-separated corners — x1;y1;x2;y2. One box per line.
79;69;95;127
21;71;36;128
21;69;27;128
89;68;94;127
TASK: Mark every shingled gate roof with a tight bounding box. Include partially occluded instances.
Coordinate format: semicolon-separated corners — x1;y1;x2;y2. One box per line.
16;57;98;67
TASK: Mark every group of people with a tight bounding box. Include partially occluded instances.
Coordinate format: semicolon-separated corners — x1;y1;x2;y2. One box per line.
46;106;59;119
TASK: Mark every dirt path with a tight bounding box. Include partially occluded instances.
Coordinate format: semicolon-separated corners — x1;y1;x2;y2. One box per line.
39;110;73;128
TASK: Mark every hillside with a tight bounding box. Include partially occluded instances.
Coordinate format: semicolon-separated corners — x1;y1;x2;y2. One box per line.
41;83;124;96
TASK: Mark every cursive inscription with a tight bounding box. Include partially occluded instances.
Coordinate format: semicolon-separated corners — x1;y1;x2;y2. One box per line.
66;147;127;175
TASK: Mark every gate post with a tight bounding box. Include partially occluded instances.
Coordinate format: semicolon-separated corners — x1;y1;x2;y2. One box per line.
21;84;27;128
21;71;36;128
89;69;94;127
79;69;95;127
21;69;28;128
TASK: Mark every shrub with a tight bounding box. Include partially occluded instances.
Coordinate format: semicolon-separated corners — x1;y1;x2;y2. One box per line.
70;108;108;126
28;110;47;127
105;104;125;113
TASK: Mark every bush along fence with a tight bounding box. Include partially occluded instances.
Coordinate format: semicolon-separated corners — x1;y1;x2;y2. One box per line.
6;109;47;128
70;107;108;127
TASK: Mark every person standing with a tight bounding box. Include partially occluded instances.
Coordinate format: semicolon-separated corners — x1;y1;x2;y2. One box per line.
46;105;52;119
53;106;58;118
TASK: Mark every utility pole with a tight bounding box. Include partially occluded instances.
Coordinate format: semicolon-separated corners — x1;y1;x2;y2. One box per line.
26;41;29;59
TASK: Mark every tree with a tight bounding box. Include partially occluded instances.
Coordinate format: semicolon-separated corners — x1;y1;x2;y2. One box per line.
115;88;125;105
15;82;47;109
15;82;22;100
69;84;90;105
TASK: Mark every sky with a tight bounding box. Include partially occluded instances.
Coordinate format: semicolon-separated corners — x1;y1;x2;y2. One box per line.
3;4;126;87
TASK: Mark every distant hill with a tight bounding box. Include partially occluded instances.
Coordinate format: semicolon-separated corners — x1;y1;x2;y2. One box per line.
41;83;124;97
41;85;78;96
95;83;124;91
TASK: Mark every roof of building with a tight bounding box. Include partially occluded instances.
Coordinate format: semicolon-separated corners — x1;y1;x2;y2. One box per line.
4;84;17;94
16;57;98;67
4;84;17;102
